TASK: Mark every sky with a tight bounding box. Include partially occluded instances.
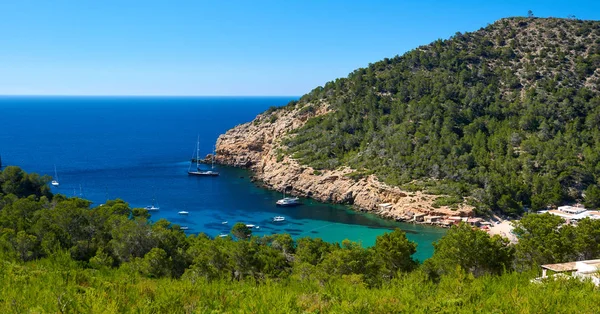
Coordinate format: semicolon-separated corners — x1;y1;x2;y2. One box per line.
0;0;599;96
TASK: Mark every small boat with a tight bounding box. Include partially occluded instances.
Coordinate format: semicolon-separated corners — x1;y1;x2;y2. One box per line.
222;221;228;224
180;226;189;230
51;165;60;187
145;192;160;211
276;189;301;206
218;234;228;238
276;197;300;206
178;211;189;215
272;216;286;222
188;136;220;176
145;205;159;211
245;224;256;228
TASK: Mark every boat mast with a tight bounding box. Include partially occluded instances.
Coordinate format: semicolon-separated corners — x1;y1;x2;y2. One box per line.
212;145;215;169
196;135;200;170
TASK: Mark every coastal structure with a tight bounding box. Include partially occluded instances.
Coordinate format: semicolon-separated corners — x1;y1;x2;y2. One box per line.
536;259;600;286
539;205;600;221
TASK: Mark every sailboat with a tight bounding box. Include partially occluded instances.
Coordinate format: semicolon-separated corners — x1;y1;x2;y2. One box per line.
145;197;160;211
276;189;300;206
188;135;219;176
144;187;160;211
51;165;60;186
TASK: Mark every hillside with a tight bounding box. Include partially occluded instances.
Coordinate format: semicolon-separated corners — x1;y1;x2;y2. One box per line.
216;17;600;218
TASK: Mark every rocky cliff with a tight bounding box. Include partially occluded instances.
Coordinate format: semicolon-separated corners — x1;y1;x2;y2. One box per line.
216;101;473;220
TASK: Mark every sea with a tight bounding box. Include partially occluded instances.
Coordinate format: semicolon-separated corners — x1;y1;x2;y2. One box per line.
0;96;446;261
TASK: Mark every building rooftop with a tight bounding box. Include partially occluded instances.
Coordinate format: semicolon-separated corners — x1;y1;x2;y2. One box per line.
558;205;587;214
541;262;577;272
547;210;576;219
542;259;600;272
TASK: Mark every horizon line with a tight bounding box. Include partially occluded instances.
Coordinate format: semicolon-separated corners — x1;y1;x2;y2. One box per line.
0;94;301;98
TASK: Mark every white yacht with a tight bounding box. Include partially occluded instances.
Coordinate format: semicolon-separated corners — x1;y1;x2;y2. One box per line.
276;197;300;206
178;211;189;215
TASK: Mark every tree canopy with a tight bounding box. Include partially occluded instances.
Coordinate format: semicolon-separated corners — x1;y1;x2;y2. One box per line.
263;17;600;217
1;166;600;311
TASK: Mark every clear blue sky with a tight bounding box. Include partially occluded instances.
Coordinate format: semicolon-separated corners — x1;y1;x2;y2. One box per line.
0;0;598;96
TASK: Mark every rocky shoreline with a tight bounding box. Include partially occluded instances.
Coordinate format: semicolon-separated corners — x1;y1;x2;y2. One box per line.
214;102;474;223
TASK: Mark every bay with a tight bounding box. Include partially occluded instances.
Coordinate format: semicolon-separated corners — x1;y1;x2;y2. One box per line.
0;96;445;261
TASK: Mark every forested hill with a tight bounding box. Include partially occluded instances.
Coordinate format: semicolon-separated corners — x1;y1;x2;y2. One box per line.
274;17;600;216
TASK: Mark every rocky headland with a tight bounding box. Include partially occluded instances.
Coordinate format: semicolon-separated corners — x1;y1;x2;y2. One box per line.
215;101;473;221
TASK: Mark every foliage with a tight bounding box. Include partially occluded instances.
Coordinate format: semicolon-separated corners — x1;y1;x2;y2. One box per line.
2;167;600;311
513;213;576;270
584;184;600;209
273;17;600;217
1;254;600;313
425;223;514;277
231;222;252;240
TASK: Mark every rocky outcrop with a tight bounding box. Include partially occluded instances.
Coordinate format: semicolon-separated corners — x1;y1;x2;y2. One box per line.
216;102;473;221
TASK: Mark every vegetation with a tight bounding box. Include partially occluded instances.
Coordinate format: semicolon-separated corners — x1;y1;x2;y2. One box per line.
266;17;600;216
2;166;600;311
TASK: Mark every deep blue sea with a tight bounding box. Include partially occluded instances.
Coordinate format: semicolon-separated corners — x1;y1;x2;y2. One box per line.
0;96;445;261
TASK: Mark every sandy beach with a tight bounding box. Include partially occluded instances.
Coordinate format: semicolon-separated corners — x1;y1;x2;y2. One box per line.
488;219;517;243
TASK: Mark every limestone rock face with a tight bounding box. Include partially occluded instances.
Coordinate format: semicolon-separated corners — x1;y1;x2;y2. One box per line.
216;102;473;220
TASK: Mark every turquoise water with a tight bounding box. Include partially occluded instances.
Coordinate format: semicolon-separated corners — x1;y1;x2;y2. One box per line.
0;96;445;261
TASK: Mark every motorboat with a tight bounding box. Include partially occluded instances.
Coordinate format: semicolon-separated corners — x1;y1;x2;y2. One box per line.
180;226;189;230
222;221;228;224
272;216;285;222
178;211;189;215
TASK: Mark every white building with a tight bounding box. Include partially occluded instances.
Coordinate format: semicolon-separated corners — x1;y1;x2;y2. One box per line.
542;205;600;221
538;259;600;286
557;205;587;214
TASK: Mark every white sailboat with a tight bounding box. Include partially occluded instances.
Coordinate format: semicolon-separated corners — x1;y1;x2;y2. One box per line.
145;196;160;211
145;187;160;211
276;189;300;206
51;165;60;186
188;135;219;176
